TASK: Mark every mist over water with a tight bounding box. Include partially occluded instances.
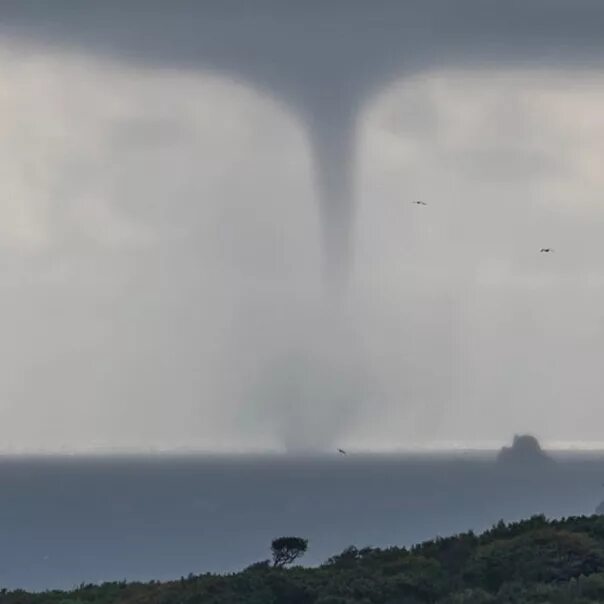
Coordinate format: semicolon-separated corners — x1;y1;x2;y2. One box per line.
244;300;374;453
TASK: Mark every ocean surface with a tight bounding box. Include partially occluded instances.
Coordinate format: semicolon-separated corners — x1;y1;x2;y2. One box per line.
1;452;604;591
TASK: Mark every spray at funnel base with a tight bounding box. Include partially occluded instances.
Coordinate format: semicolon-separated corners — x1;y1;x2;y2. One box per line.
245;307;372;453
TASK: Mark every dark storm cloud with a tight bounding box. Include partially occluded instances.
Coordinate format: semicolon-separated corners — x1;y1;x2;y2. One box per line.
3;0;604;109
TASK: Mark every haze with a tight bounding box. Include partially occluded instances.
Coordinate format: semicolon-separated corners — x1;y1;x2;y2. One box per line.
1;2;604;453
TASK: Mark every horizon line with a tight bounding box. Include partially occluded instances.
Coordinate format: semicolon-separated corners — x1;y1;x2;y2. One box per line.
1;440;604;456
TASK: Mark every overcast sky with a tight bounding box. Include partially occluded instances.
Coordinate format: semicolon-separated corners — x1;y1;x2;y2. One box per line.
2;4;604;452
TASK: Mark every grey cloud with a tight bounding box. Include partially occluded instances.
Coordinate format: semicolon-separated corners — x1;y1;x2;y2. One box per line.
108;117;196;147
1;4;604;451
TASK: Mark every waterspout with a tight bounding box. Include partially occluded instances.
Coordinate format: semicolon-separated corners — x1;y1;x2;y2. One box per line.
308;105;357;294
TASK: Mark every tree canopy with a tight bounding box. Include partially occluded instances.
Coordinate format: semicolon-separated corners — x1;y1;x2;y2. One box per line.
271;536;309;568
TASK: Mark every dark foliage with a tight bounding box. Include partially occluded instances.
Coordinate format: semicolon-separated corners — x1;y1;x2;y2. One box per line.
271;536;309;568
5;515;604;603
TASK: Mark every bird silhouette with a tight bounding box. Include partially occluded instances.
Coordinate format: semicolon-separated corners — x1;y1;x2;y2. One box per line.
337;448;347;455
540;248;554;253
412;200;427;206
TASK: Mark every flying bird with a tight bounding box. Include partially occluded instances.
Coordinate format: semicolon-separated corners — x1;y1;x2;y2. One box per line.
411;200;427;206
337;448;347;455
540;248;554;253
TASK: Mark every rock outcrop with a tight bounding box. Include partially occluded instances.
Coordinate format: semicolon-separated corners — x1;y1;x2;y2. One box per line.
497;434;554;466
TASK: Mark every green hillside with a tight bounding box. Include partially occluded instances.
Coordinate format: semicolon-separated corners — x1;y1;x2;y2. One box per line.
5;515;604;603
